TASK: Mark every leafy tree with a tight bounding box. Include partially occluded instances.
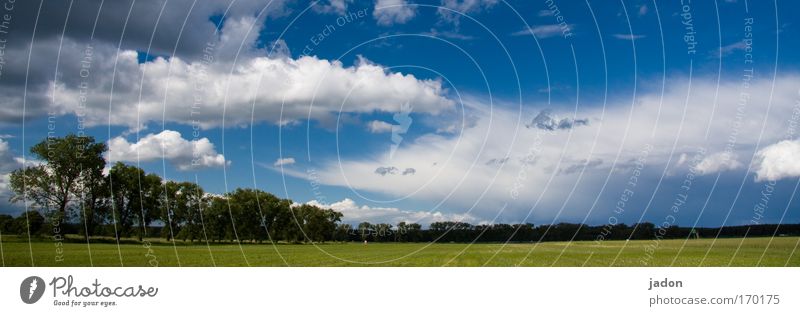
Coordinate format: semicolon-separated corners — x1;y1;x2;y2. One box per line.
9;135;107;222
258;192;292;243
204;196;232;242
168;181;206;242
77;161;110;239
296;204;342;242
109;163;162;241
137;173;162;240
226;188;269;243
358;222;373;241
406;223;422;242
333;223;352;242
373;223;393;242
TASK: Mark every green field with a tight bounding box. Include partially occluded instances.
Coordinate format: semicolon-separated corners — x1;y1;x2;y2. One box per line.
1;236;797;267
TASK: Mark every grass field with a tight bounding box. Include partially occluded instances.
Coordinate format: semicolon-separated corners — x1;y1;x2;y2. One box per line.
1;236;798;267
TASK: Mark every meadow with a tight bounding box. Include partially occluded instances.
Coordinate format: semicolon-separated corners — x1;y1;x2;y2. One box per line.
1;236;797;267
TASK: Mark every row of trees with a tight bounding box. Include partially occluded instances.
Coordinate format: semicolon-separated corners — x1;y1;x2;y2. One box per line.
338;221;800;243
6;135;342;243
4;135;800;244
4;206;800;243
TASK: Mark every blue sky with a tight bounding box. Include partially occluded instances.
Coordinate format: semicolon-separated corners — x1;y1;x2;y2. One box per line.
1;0;799;228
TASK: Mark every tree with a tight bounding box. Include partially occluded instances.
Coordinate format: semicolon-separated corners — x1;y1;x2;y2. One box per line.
77;159;110;239
226;188;270;243
167;181;206;242
358;222;373;241
160;181;185;241
9;135;107;223
109;163;162;241
296;204;342;242
0;214;15;235
373;223;393;242
406;223;422;242
333;223;352;242
204;196;232;242
396;222;407;242
13;211;45;237
138;173;162;240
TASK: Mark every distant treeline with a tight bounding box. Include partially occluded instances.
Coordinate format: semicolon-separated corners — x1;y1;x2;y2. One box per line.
3;135;799;244
2;211;800;244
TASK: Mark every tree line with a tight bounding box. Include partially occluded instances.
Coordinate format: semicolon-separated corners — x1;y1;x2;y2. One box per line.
337;221;800;243
2;135;799;244
5;135;342;243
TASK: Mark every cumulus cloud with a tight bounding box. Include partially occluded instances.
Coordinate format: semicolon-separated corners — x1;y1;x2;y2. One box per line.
367;120;394;133
373;0;417;26
3;11;453;129
274;157;296;167
695;152;743;175
106;130;228;171
753;139;800;181
49;45;453;129
307;198;477;225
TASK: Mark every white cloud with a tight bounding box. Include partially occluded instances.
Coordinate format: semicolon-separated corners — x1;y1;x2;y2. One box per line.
437;0;498;26
0;138;21;172
753;139;800;182
274;157;296;167
287;76;800;221
367;120;394;133
306;198;477;225
313;0;353;15
39;16;452;130
511;24;574;39
0;173;11;198
421;28;476;40
0;137;22;200
373;0;416;26
695;152;743;175
717;41;748;57
106;130;228;171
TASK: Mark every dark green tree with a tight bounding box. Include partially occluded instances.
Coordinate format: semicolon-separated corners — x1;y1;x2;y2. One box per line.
9;135;107;222
0;214;15;235
109;163;162;241
13;211;45;236
203;196;232;242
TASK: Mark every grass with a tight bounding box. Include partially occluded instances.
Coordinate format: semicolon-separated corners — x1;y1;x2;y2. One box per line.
1;235;798;267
